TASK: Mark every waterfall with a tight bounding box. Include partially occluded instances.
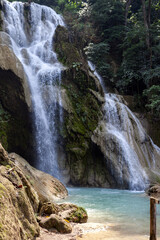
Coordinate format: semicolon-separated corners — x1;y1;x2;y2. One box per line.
89;61;160;190
2;0;65;180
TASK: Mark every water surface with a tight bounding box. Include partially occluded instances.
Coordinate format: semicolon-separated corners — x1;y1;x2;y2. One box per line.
59;188;160;237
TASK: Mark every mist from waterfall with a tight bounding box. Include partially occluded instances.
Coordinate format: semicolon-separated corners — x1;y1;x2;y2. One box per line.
88;61;160;190
2;0;65;180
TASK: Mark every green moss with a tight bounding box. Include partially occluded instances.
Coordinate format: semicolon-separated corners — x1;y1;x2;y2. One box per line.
69;207;87;223
0;183;6;200
5;165;11;170
0;183;6;192
54;24;103;185
54;26;81;67
60;71;101;176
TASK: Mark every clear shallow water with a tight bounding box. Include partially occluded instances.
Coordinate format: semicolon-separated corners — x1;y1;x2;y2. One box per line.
58;188;160;237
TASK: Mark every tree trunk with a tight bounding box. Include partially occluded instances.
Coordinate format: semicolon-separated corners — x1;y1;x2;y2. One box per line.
150;198;157;240
148;0;152;28
141;0;150;49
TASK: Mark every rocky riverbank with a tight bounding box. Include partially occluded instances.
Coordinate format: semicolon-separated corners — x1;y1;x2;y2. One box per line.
0;143;88;239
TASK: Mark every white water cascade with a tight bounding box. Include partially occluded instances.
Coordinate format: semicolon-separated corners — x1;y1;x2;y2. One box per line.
89;61;160;190
2;0;65;179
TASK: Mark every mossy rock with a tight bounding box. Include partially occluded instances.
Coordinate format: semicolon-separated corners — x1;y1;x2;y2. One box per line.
61;76;102;185
58;203;88;223
39;214;72;233
39;202;60;216
69;207;88;223
54;26;81;67
54;23;111;187
0;161;40;240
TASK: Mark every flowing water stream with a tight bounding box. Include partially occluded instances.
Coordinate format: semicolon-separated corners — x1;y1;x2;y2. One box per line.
2;0;65;179
88;61;160;190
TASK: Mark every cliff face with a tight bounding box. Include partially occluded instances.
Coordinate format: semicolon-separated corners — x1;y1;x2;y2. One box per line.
54;26;118;187
0;30;34;161
0;143;40;240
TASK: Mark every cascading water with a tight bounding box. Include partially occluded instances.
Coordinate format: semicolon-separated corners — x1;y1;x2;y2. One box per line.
2;0;65;179
89;61;160;190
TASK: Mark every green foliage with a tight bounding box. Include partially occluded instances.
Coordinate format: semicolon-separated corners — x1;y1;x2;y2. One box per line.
72;62;82;71
8;0;160;118
116;23;149;93
143;85;160;117
85;42;112;79
89;0;125;46
8;0;84;12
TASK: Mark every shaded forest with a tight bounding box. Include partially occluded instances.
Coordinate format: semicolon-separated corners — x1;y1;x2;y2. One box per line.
9;0;160;118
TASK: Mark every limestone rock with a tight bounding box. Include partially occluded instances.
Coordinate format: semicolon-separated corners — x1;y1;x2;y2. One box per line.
39;202;88;224
58;203;88;223
39;202;60;216
39;214;72;233
0;32;31;109
0;32;33;158
9;153;68;203
0;143;40;240
0;32;12;46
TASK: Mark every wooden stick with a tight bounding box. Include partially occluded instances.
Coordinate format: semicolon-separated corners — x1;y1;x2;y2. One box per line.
150;198;157;240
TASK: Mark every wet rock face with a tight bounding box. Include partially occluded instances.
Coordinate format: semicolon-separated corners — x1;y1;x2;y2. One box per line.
54;26;113;187
91;94;160;189
0;33;31;109
0;32;34;160
0;68;29;119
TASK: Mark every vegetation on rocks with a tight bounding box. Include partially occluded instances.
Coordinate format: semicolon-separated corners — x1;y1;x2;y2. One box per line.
36;201;88;235
54;24;111;186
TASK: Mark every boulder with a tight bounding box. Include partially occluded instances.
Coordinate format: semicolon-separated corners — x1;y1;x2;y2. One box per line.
9;153;68;203
39;214;72;233
39;202;88;224
58;203;88;223
39;202;60;216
